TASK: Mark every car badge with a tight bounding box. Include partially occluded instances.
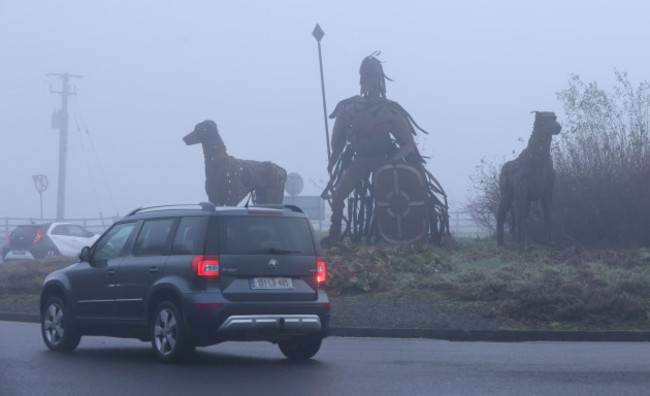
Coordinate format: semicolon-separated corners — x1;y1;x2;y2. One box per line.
268;259;279;270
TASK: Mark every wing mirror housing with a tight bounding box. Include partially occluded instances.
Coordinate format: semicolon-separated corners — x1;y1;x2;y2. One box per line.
79;246;91;262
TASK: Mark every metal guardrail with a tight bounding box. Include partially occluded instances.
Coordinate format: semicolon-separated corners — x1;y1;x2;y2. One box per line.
0;216;118;242
0;211;489;243
448;211;491;238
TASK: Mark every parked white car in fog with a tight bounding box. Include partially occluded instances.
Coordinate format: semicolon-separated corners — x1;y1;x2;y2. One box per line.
2;223;99;262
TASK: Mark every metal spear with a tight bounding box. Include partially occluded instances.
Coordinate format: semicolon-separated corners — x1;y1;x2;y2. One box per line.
312;24;331;166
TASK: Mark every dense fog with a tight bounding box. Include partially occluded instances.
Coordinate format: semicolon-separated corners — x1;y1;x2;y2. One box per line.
1;0;649;219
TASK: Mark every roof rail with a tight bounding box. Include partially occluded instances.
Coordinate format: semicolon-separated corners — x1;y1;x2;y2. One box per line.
126;202;216;216
252;204;304;214
199;202;217;211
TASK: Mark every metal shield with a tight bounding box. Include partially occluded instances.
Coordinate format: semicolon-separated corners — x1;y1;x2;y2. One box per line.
373;164;429;243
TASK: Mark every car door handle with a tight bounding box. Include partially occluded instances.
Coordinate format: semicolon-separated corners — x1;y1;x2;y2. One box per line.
107;268;116;276
149;266;159;274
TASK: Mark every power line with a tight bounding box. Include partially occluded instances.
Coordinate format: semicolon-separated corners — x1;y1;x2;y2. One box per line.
70;94;119;216
72;110;103;216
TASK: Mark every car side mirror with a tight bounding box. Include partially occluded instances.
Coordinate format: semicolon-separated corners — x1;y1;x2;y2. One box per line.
79;246;91;262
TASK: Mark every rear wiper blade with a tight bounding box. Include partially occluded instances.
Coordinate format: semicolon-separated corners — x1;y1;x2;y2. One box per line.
269;248;302;254
248;248;302;254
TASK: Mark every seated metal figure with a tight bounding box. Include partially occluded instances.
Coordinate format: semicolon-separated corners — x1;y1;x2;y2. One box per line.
321;53;449;247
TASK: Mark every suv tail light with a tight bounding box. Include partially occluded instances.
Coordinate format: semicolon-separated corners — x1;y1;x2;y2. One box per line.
192;255;220;282
316;257;326;285
34;228;43;244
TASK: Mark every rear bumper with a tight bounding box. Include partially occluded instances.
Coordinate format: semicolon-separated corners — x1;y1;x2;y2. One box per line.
218;314;322;332
181;290;330;344
3;250;36;261
4;242;59;261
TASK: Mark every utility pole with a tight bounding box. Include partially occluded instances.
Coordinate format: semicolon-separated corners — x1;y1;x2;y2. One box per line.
48;72;82;220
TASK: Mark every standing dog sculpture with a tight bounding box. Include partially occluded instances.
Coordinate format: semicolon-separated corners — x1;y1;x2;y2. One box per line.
183;120;287;205
497;111;562;247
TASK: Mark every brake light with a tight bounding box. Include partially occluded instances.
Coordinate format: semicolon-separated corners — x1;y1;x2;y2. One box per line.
192;255;220;282
316;257;327;284
6;232;11;244
34;228;42;244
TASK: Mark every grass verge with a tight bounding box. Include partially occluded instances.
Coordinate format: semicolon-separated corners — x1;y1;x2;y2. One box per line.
324;239;650;330
1;240;649;330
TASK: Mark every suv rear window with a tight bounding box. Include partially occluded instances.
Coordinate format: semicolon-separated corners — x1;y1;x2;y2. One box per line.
210;216;315;255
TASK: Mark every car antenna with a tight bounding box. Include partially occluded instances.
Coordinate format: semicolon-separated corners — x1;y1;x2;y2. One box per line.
244;189;255;208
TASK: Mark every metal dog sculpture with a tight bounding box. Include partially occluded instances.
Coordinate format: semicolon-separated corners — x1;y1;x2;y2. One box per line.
497;111;562;247
183;120;287;205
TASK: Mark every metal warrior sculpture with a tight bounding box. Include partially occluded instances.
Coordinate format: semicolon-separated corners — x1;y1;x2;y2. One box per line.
183;120;287;205
320;53;449;247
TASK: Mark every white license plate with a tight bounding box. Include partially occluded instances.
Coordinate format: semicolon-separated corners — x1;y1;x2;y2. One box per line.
250;277;293;290
12;250;26;255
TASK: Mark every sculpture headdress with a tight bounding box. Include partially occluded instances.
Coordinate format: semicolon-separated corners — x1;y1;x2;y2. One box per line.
359;51;392;98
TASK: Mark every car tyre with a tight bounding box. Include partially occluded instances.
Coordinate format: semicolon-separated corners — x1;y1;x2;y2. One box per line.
41;296;81;351
150;301;194;363
278;335;322;360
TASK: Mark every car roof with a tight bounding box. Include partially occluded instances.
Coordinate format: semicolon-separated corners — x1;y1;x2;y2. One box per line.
118;203;307;222
13;223;51;229
49;222;88;227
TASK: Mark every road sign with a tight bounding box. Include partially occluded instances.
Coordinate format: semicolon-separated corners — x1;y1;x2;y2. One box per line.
285;172;304;196
283;195;325;221
33;175;49;193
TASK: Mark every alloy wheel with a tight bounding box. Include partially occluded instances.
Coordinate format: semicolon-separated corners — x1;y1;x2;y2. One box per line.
153;307;177;356
43;302;65;346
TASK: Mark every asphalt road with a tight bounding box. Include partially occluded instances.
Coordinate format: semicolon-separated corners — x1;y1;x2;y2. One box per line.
1;321;650;396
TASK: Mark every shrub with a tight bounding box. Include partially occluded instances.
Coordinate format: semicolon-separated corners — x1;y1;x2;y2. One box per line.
552;72;650;246
0;258;73;295
324;243;446;294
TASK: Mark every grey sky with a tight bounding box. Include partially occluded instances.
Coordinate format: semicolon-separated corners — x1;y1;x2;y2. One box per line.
1;0;649;219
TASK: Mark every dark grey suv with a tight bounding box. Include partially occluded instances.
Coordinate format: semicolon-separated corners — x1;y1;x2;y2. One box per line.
39;203;330;362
